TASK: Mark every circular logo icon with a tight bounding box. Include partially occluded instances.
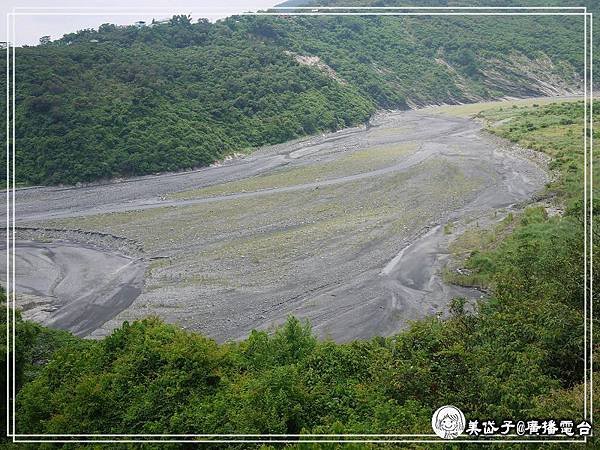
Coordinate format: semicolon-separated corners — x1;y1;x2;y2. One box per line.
431;405;466;439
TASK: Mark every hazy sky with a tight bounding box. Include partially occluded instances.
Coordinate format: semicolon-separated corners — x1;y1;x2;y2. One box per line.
2;1;282;46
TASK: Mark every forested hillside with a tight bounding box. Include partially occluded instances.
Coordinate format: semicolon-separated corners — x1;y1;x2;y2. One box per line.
281;0;598;9
2;2;594;185
7;17;373;185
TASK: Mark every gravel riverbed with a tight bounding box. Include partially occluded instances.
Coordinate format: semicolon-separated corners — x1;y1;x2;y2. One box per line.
0;106;550;341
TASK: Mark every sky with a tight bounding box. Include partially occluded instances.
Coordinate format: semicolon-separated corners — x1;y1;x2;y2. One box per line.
2;0;282;46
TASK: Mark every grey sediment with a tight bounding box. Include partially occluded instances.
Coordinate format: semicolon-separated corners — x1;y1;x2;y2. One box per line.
0;103;555;341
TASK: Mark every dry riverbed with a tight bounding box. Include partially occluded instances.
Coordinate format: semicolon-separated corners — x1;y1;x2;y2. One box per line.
0;102;554;341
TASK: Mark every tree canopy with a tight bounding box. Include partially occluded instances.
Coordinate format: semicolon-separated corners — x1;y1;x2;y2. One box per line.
0;7;595;185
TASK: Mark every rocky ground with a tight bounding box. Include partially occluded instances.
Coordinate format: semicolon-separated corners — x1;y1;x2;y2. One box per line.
0;100;554;342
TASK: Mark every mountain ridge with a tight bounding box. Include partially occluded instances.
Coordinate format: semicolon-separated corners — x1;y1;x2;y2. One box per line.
1;5;594;185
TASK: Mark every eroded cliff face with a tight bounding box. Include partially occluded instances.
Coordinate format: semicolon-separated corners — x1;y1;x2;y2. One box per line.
288;47;582;109
406;52;583;108
284;51;349;85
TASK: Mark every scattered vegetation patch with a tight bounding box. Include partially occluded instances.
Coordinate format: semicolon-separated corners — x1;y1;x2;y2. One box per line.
445;100;598;293
481;100;595;207
169;142;417;200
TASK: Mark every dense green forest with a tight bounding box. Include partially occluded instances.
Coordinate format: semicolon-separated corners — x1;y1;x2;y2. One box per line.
3;101;598;444
5;17;374;185
0;1;595;185
281;0;599;10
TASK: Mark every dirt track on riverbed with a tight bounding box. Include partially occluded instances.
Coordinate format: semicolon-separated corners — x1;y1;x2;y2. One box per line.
0;105;550;341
